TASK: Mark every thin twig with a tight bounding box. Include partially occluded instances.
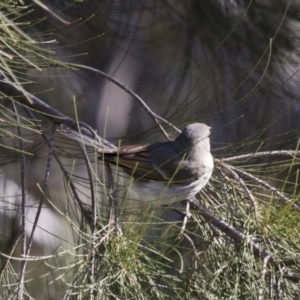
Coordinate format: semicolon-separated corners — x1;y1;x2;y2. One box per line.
0;234;22;275
16;123;56;299
76;131;98;299
218;164;260;220
11;102;26;300
77;142;97;231
104;162;122;233
58;124;117;153
25;122;56;258
77;143;96;299
25;108;94;227
279;258;298;267
181;232;198;258
282;274;300;283
190;200;300;283
0;71;181;148
66;63;181;138
222;150;300;162
221;163;295;207
0;73;96;138
275;272;282;300
189;200;274;261
258;255;272;300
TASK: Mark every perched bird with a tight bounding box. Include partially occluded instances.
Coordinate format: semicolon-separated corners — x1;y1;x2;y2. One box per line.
103;123;213;205
59;123;214;206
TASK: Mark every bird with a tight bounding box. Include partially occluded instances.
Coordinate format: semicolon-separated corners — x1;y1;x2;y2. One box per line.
59;123;213;206
98;123;214;206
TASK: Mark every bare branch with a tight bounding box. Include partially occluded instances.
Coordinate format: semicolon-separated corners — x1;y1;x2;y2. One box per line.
218;164;260;220
25;122;56;256
25;108;94;227
190;200;274;261
66;63;181;138
222;150;300;162
221;163;296;207
12;102;26;300
0;73;95;138
258;255;272;300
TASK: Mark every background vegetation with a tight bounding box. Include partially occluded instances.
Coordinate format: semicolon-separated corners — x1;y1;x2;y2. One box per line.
0;1;299;299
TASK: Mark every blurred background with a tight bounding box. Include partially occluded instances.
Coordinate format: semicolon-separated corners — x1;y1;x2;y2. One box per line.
1;0;300;298
24;0;300;148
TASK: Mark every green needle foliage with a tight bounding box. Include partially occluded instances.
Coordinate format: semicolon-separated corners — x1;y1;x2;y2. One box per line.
0;1;300;299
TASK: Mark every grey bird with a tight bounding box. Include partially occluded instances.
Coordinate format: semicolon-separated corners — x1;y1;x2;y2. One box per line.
59;123;214;205
101;123;213;205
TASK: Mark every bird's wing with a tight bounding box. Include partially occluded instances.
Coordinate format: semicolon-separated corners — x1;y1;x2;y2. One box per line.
58;124;117;152
103;145;166;181
58;125;167;181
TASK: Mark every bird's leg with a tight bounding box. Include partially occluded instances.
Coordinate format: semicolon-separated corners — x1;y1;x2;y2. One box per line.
170;199;192;236
180;199;192;235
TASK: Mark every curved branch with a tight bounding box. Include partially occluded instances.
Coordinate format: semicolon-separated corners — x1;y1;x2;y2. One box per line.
0;73;95;138
66;63;181;138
